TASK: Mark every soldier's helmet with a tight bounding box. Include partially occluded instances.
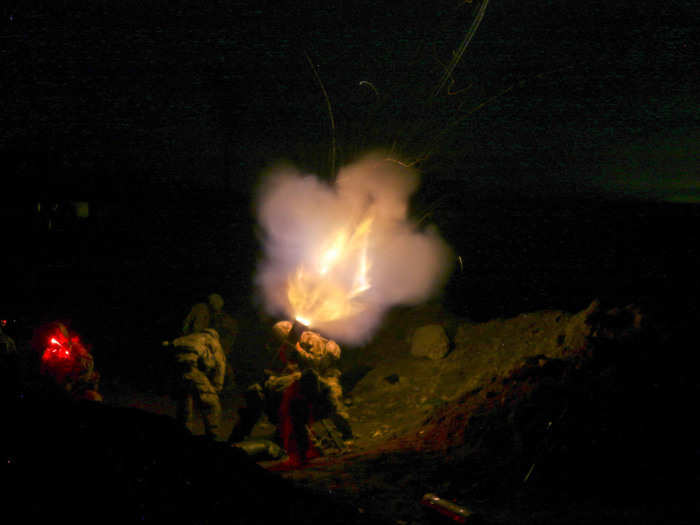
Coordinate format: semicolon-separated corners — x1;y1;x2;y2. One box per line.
272;320;292;342
325;339;340;357
299;330;321;351
299;331;339;356
208;293;224;312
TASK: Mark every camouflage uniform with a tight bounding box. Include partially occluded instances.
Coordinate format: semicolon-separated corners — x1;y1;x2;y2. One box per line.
182;294;238;388
167;328;226;439
291;329;353;440
228;321;352;457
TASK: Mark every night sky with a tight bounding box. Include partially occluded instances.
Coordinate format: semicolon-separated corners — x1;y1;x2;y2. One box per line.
2;1;698;378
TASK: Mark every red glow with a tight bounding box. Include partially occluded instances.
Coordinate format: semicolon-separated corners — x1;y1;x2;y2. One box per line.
35;322;102;402
276;377;320;468
42;330;73;362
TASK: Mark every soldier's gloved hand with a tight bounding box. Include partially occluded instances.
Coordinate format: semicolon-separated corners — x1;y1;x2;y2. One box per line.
294;341;312;355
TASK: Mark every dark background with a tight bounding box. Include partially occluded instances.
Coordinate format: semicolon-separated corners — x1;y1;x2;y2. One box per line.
2;1;698;384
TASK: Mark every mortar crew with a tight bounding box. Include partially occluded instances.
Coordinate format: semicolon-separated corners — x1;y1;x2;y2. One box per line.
32;321;102;402
163;328;226;440
277;323;354;446
182;293;238;387
274;322;354;465
228;321;353;463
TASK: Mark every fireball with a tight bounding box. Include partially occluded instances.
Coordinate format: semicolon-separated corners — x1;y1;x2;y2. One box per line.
255;154;452;344
287;215;374;327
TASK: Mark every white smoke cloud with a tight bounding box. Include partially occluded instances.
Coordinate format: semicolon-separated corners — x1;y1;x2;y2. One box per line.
254;152;453;345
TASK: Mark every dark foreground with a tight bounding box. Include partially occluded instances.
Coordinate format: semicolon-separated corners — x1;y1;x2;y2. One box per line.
2;392;384;525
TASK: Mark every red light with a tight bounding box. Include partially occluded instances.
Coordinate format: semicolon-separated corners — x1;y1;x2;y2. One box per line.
43;330;73;362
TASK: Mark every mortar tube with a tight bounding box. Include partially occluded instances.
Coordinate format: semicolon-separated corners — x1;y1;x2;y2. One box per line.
287;319;309;345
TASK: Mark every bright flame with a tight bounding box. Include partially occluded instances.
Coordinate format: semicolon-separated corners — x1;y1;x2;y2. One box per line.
287;215;374;325
319;232;346;276
295;315;312;327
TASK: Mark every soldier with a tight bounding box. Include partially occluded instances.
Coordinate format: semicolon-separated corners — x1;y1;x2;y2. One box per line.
163;328;226;440
32;321;102;402
1;322;18;397
273;324;353;434
0;321;17;354
182;296;214;335
228;320;353;464
182;293;238;388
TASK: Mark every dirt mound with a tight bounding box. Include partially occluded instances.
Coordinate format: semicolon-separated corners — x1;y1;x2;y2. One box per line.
281;300;699;524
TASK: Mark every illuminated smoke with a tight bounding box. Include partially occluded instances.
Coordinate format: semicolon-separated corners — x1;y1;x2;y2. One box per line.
254;152;453;345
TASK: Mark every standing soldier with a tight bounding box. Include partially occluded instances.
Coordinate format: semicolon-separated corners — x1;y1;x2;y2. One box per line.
163;328;226;440
182;293;238;389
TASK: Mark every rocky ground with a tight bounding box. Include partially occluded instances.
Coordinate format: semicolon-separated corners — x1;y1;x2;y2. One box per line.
264;300;700;524
3;299;699;524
